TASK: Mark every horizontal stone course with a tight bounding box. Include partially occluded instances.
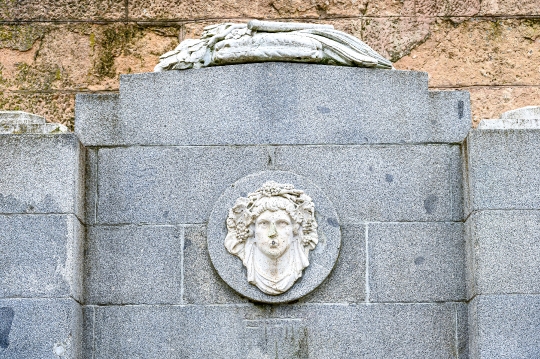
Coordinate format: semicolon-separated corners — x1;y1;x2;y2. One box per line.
84;302;467;358
0;298;81;359
0;214;83;301
466;210;540;298
0;0;126;20
466;129;540;213
110;63;468;146
368;221;465;302
0;134;84;220
275;144;463;222
94;144;463;225
469;294;540;359
84;225;183;305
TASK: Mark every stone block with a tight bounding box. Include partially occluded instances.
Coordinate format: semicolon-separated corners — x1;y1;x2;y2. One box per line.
113;63;468;146
81;306;94;359
466;210;540;298
183;225;246;305
394;19;540;89
0;134;84;219
274;144;463;222
84;302;465;358
469;294;540;359
84;225;183;304
96;146;269;224
429;90;471;143
127;1;367;22
0;214;83;301
0;298;81;359
364;0;480;16
301;224;366;303
466;129;540;212
75;93;120;147
478;0;540;16
0;0;126;20
368;222;465;302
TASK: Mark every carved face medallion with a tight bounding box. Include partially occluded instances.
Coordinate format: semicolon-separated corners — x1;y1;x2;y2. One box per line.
224;181;319;295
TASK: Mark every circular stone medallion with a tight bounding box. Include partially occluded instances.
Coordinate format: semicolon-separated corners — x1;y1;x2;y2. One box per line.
207;171;341;303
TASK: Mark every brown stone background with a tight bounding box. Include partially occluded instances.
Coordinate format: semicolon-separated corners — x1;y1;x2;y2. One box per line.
1;0;539;129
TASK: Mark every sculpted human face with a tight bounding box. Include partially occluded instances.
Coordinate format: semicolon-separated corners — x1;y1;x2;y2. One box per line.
254;210;294;259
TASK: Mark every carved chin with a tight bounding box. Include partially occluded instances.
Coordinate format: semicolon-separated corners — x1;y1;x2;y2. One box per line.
256;243;290;259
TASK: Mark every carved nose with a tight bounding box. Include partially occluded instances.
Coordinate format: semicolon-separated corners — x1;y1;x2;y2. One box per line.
268;223;277;238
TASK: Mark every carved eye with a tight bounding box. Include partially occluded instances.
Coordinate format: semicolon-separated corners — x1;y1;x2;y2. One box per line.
276;220;290;228
257;220;269;228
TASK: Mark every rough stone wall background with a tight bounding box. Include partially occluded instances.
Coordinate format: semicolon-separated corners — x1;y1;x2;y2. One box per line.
0;0;539;129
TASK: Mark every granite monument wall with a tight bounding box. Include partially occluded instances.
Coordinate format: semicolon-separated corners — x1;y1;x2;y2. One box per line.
0;63;538;358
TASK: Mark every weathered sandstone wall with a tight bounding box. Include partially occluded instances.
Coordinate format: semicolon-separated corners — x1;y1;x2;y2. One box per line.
1;0;539;128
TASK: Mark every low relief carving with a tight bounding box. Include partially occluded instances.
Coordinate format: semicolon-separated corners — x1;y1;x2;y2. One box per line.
225;181;318;295
155;20;393;72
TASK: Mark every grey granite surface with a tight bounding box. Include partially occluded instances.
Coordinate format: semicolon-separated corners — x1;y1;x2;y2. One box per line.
466;210;540;298
71;63;470;146
75;93;120;147
466;129;540;213
0;214;83;301
469;294;540;359
96;146;270;224
0;298;81;359
0;134;84;220
274;144;463;222
368;221;465;302
83;302;466;359
84;225;183;305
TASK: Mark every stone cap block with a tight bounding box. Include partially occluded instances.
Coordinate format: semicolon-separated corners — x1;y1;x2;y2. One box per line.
478;118;540;129
75;63;470;146
478;106;540;129
0;111;67;134
501;105;540;119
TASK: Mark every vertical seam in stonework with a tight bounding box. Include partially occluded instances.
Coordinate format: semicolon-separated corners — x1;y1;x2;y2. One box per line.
447;146;455;221
94;149;99;224
92;306;96;359
465;140;474;215
180;226;185;305
454;303;459;358
365;223;370;303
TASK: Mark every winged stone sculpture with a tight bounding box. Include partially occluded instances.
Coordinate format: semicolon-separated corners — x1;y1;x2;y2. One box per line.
154;20;393;72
